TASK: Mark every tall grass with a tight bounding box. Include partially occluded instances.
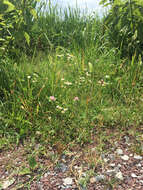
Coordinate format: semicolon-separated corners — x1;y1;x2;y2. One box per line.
0;3;143;148
26;2;105;55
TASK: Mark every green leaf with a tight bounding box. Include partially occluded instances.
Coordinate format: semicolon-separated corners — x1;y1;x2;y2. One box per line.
30;8;37;19
19;167;31;175
28;155;37;169
0;14;3;20
132;30;138;41
3;0;15;12
0;38;5;41
88;62;93;72
24;32;30;46
0;22;6;26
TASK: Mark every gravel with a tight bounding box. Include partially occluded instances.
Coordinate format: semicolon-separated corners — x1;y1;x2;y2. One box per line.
121;155;129;161
0;135;143;190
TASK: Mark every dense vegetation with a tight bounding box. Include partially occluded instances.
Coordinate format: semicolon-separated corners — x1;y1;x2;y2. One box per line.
0;0;143;149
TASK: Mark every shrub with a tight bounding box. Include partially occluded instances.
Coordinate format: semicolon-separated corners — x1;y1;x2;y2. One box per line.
100;0;143;60
0;0;38;58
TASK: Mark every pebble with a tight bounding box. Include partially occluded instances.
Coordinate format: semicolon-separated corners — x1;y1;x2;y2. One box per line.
43;173;48;178
1;178;15;189
138;174;143;179
136;163;141;167
124;136;130;143
37;182;43;190
91;147;96;152
95;175;106;182
74;166;81;170
90;177;96;183
121;155;129;161
55;163;68;173
59;163;68;172
114;166;120;173
116;148;123;155
81;172;86;177
131;173;138;178
101;153;105;159
63;177;73;185
134;155;142;160
106;169;115;176
114;141;118;146
108;154;115;161
115;171;124;180
103;158;109;163
110;163;116;167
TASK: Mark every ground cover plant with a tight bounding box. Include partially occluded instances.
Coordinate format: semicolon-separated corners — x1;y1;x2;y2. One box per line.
0;0;143;189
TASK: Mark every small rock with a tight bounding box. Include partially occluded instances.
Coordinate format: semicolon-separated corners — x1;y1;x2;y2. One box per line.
131;173;138;178
134;155;142;160
74;166;81;170
91;147;96;152
90;177;96;183
129;154;133;157
56;163;68;172
121;155;129;161
103;158;109;163
101;153;105;159
37;182;43;190
117;164;122;168
1;178;15;189
81;172;86;177
61;154;66;160
43;173;48;178
95;175;106;182
110;163;116;167
114;141;118;146
138;174;143;179
124;136;130;143
60;185;67;189
63;177;73;185
106;169;115;176
140;180;143;184
115;171;124;180
114;166;120;173
116;148;123;155
108;154;115;161
136;163;141;167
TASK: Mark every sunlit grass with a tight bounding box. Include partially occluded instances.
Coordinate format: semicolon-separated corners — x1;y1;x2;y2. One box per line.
0;46;143;148
0;4;143;149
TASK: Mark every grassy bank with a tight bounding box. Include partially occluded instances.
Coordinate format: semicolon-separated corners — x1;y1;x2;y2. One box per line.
0;2;143;150
1;49;143;148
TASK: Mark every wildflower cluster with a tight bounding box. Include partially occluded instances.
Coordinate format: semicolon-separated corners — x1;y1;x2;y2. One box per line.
56;105;68;114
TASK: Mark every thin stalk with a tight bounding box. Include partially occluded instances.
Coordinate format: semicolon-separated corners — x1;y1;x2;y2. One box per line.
129;0;134;32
